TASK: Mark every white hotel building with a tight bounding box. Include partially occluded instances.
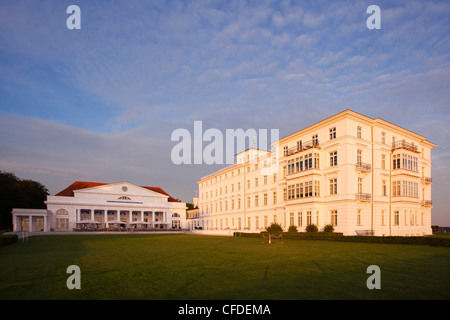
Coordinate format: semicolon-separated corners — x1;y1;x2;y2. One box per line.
12;181;187;232
191;110;435;236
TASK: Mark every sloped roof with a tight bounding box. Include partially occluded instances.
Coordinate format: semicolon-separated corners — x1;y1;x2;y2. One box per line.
55;181;180;202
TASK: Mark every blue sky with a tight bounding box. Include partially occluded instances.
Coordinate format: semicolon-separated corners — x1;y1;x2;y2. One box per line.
0;0;449;225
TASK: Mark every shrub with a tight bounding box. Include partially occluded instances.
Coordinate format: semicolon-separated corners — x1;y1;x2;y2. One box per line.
305;224;318;232
288;225;298;233
0;234;18;247
266;222;283;235
323;224;334;233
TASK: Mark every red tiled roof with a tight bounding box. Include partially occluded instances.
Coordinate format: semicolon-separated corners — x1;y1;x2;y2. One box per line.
55;181;180;202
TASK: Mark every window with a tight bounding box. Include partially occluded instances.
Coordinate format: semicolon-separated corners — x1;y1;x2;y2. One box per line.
357;126;362;139
306;211;312;225
255;178;258;187
56;217;69;230
56;209;68;215
381;132;386;144
290;212;294;226
357;209;362;226
263;193;268;206
381;154;386;169
331;210;338;226
393;154;400;169
264;216;268;228
298;212;303;227
247;197;251;208
255;195;259;207
330;127;336;140
357;150;362;165
394;211;399;226
382;180;387;196
330;151;338;167
358;178;363;194
264;175;267;185
330;178;338;195
312;134;319;145
273;191;277;204
381;210;385;226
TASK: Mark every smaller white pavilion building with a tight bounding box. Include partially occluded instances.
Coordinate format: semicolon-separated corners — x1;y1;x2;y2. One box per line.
12;181;187;232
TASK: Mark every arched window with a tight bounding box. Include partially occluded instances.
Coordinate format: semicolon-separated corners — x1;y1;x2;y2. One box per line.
56;209;68;215
172;213;180;218
118;196;131;200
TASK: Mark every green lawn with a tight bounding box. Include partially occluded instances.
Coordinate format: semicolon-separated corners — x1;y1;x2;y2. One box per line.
0;234;449;300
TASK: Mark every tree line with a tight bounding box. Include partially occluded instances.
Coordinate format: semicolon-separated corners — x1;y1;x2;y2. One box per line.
0;171;49;230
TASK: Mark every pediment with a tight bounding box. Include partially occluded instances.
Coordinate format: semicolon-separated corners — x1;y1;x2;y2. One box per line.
73;181;169;200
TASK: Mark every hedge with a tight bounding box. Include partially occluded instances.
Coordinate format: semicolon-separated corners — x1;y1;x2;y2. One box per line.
0;234;18;247
238;232;450;247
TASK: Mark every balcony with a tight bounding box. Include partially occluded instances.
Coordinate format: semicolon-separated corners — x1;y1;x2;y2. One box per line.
421;177;432;184
355;193;372;202
392;140;419;153
421;200;432;207
355;230;374;236
355;163;372;173
284;139;320;156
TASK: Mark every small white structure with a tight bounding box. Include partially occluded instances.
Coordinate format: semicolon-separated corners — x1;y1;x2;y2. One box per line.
12;181;187;232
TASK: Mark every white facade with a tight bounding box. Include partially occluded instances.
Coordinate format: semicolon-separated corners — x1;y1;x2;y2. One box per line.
193;110;435;236
12;181;187;232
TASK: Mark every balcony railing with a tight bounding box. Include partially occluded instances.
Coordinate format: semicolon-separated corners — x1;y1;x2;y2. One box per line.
421;177;432;184
392;140;419;153
284;139;319;156
355;193;372;201
355;163;372;172
421;200;432;207
355;230;374;236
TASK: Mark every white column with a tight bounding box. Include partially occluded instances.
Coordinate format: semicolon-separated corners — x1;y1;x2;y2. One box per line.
90;209;94;221
43;215;47;232
76;209;80;222
152;211;155;224
140;211;143;222
28;215;32;232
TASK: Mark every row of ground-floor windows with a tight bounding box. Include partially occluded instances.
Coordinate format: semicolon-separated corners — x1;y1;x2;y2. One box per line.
19;217;45;231
199;209;428;230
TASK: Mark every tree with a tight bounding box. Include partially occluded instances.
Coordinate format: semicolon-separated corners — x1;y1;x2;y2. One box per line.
305;224;318;232
186;203;198;210
0;171;49;230
266;222;283;235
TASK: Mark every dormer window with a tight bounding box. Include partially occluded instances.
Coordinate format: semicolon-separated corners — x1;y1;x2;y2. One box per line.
118;196;131;200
